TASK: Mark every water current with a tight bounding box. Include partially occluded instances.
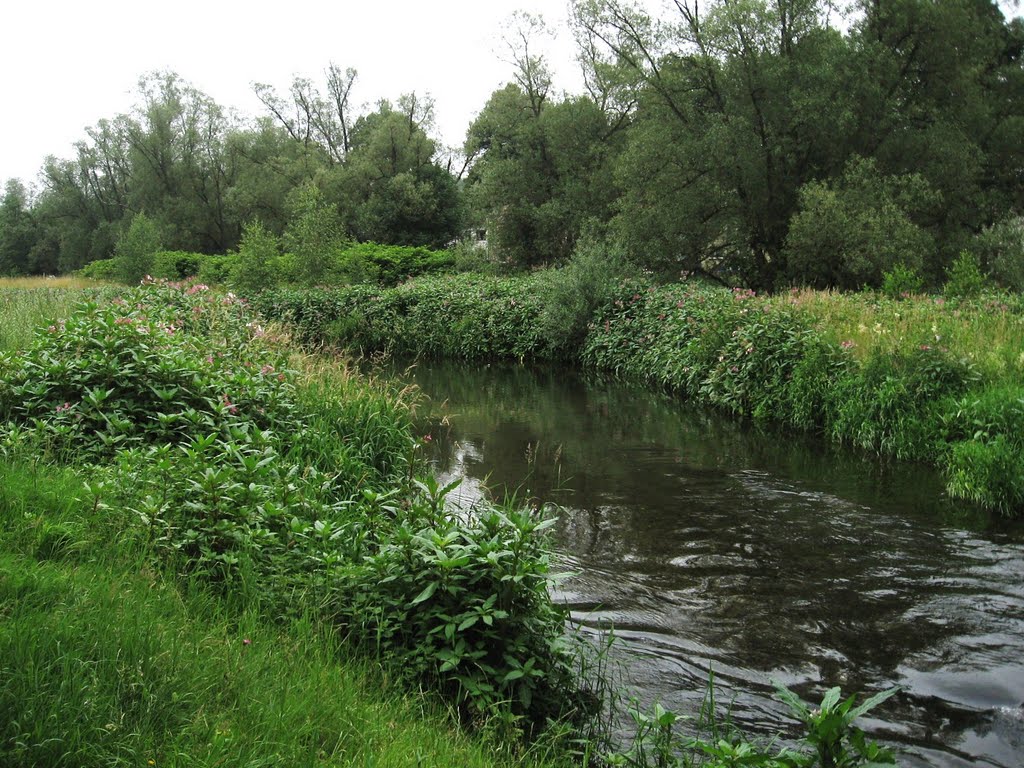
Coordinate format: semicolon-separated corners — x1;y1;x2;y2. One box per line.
396;359;1024;767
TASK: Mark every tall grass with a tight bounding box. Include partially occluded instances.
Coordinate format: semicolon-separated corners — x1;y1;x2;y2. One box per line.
0;464;565;768
771;288;1024;384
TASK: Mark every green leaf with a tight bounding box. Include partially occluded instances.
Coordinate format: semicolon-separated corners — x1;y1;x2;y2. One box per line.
410;581;437;605
847;686;900;721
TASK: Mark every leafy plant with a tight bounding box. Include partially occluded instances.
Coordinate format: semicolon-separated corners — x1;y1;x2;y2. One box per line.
773;683;899;768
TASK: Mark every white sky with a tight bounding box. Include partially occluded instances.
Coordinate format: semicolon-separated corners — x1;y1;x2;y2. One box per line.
2;1;1020;192
0;0;584;190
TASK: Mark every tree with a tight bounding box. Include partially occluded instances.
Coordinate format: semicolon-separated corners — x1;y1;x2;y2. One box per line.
283;183;347;285
464;16;625;269
783;157;937;289
230;219;280;293
113;211;164;284
0;180;38;275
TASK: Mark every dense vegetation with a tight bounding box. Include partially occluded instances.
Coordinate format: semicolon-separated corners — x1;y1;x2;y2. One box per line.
1;1;1022;294
0;278;903;766
256;264;1024;518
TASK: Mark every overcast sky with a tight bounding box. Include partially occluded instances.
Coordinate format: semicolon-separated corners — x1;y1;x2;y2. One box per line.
2;1;1020;192
0;0;584;189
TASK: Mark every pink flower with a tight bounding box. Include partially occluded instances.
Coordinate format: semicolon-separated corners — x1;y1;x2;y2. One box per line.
260;364;275;375
242;638;251;646
221;394;238;414
840;340;855;349
422;434;433;443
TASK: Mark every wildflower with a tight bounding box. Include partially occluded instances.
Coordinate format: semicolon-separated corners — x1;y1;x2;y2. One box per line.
422;434;433;443
242;638;251;646
260;364;275;375
277;373;286;383
221;395;238;414
115;316;133;325
840;340;855;349
919;344;931;351
657;313;666;320
55;402;73;413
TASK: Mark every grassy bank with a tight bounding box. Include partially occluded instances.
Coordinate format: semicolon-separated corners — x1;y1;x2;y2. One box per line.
0;277;902;767
255;274;1024;517
0;461;570;768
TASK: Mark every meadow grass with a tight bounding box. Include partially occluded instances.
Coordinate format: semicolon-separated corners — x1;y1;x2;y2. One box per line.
771;288;1024;384
0;466;568;768
0;278;112;352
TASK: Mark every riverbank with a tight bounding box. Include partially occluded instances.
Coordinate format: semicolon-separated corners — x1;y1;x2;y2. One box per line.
255;273;1024;517
0;277;903;767
0;279;585;767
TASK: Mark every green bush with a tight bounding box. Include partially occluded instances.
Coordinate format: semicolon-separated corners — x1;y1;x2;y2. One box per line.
150;250;203;280
230;221;281;294
113;212;164;284
944;250;987;299
881;262;924;299
0;278;584;728
197;253;239;285
78;258;119;281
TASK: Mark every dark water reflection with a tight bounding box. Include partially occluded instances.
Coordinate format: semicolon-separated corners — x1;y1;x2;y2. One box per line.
395;359;1024;768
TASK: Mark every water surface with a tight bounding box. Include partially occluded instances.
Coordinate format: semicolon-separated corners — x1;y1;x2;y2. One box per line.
397;359;1024;767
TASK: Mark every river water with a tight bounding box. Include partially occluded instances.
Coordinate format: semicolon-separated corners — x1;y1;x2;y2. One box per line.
396;359;1024;767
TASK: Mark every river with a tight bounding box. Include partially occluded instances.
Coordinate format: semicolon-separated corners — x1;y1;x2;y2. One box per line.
395;358;1024;767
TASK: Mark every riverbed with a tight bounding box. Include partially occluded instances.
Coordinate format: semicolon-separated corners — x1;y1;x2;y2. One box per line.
396;359;1024;767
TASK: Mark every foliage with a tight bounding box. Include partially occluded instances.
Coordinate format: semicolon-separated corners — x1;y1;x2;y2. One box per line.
0;543;567;768
604;682;897;768
535;231;635;358
284;183;348;285
944;250;987;299
78;258;119;281
784;157;936;290
975;215;1024;291
149;250;203;280
113;211;164;284
255;273;553;361
880;263;924;300
0;278;587;733
230;220;281;294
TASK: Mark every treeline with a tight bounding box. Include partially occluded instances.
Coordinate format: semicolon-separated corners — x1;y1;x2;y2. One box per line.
2;0;1023;292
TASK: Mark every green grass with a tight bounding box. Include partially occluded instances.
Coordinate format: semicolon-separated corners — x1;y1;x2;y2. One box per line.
770;287;1024;385
0;461;570;768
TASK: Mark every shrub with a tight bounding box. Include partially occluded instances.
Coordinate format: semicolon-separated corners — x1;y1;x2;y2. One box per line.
881;262;924;299
944;250;987;299
230;221;281;294
78;258;119;281
197;253;239;285
150;250;203;280
974;215;1024;291
113;212;163;284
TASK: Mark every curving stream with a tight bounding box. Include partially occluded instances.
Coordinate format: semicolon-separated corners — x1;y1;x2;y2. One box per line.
396;359;1024;767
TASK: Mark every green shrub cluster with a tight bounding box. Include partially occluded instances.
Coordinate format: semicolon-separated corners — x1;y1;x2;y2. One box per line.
583;281;1022;514
80;241;455;291
256;273;552;360
0;279;581;731
255;271;1024;516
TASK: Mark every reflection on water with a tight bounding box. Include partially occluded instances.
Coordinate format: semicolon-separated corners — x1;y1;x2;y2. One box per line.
395;359;1024;768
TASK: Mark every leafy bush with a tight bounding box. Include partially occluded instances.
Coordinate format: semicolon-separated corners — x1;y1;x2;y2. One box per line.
0;277;586;729
113;212;164;284
197;253;239;284
150;250;203;280
230;221;281;294
784;157;936;290
944;250;987;299
975;215;1024;291
881;262;924;299
78;258;119;281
